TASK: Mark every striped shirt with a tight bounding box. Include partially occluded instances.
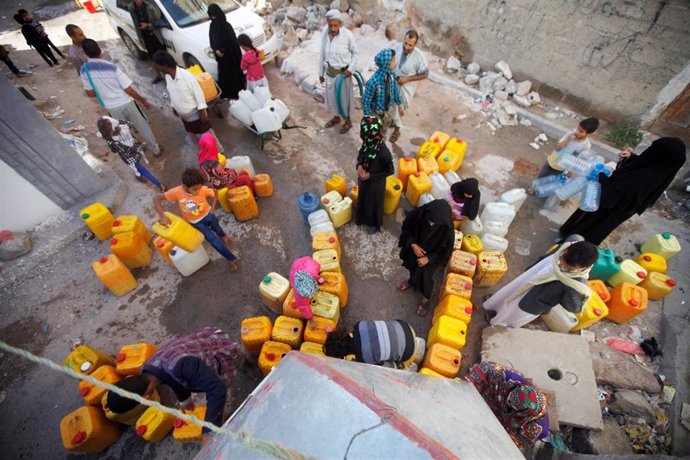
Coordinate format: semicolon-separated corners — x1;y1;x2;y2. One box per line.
352;320;415;366
80;58;133;109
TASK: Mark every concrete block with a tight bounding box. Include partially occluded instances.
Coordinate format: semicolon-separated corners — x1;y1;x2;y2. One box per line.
445;56;462;73
481;326;603;430
495;60;513;79
512;94;531;107
589;342;661;393
608;390;656;423
467;62;480;74
515;80;532;96
464;74;479;85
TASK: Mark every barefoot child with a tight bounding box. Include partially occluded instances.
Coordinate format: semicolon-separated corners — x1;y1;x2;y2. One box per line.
237;33;268;91
536;117;599;178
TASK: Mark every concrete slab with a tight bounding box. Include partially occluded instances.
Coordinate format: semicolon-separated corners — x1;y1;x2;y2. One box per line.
481;326;603;430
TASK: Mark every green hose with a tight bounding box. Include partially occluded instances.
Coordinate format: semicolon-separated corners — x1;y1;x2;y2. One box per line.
336;71;365;119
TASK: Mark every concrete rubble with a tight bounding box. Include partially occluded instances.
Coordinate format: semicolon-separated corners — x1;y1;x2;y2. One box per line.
0;232;32;261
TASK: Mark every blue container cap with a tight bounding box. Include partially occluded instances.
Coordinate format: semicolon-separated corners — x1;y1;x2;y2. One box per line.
662;232;671;239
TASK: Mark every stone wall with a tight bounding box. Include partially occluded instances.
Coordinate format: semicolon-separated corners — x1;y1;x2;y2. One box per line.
404;0;690;124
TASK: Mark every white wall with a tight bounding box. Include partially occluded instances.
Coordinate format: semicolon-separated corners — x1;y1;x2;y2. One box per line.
0;158;62;232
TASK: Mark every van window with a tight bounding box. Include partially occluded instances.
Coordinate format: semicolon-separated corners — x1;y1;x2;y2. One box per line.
159;0;240;28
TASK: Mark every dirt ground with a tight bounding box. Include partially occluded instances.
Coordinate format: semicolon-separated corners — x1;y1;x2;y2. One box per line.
1;2;689;459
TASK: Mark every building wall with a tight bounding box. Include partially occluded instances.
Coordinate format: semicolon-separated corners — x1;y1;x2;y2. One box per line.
405;0;690;123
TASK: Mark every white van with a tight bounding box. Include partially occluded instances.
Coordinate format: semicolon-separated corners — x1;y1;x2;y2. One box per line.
103;0;280;79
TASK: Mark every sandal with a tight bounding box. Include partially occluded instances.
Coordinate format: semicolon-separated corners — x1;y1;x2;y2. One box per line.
325;116;341;128
229;261;239;272
416;300;429;317
339;120;353;134
396;280;410;291
390;127;400;143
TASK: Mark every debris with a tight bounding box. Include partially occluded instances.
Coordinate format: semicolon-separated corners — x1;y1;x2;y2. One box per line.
0;231;32;261
494;60;513;79
63;118;76;126
580;329;596;342
478;74;498;93
493;76;508;91
61;133;89;157
640;337;663;357
519;118;532;127
528;91;541;104
537;133;548;142
330;0;349;12
529;142;540;150
681;402;690;431
286;5;307;24
467;62;480;74
44;106;65;119
606;337;645;356
512;94;531;108
608;390;656;423
505;79;517;94
69;337;84;351
515;80;532;96
661;385;675;403
589;342;662;393
445;56;462;73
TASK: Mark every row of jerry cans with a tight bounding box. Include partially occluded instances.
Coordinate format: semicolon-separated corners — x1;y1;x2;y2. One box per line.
458;230;510;255
447;248;508;287
416;131;467;172
404;170;461;206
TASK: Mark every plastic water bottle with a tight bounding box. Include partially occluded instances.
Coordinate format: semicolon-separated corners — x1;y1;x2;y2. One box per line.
544;195;560;210
587;163;607;180
579;180;601;212
558;154;593;176
555;176;588;200
532;174;566;198
557;144;575;157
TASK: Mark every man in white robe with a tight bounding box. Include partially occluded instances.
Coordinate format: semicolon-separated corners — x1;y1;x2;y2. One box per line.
390;30;428;143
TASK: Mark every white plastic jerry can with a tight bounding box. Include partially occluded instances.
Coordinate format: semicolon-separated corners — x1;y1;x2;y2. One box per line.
229;99;253;127
253;86;273;106
225;155;255;177
500;188;527;212
542;305;578;333
264;98;290;123
480;233;509;252
443;170;462;186
460;215;483;235
482;220;509;238
480;202;516;227
251;106;283;134
238;89;262;111
429;172;451;200
170;245;210;276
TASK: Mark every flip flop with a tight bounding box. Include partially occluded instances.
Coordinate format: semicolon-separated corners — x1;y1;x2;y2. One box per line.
339;120;353;134
325;117;341;128
396;280;410;291
416;300;429;317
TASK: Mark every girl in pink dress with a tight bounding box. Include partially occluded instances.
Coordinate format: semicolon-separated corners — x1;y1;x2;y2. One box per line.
238;34;268;91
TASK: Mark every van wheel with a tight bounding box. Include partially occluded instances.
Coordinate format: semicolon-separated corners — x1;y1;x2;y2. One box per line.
183;54;204;71
120;30;146;60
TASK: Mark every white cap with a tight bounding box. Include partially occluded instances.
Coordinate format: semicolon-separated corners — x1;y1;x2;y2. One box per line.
80;361;92;372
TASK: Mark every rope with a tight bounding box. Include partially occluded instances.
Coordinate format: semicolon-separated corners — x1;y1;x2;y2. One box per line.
0;340;314;460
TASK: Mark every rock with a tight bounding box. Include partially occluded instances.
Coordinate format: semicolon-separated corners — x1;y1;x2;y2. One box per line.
295;28;309;42
464;74;479;85
360;24;375;35
528;91;541;104
572;419;633;455
330;0;349;12
493;76;508;91
504;104;517;116
494;90;508;101
281;26;299;51
275;50;289;69
301;75;320;95
292;68;309;85
516;80;532;96
304;11;323;31
608;390;656;422
350;10;363;27
286;5;307;24
519;118;532;126
479;75;498;93
340;14;354;30
445;56;462;73
505;79;517;94
0;232;31;261
512;94;532;107
467;62;480;74
589;342;662;393
494;60;513;79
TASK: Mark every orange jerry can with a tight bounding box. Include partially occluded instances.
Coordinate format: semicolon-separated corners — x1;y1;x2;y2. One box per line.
217;187;233;213
422;342;461;378
398;157;418;189
474;251;508;287
258;341;291;375
60;405;120;453
447;250;477;277
405;172;432;206
110;231;153;269
135;406;175;442
282;289;303;319
300;341;325;356
429;131;450;150
326;173;347;197
310;291;340;325
572;291;609;331
432;295;473;325
271;315;304;348
304;316;337;345
312;231;341;258
318;271;349;307
92;255;137;296
112;215;151;244
153;236;175;267
416;140;441;159
427;315;467;350
65;345;115;375
254;173;274;197
587;279;611;303
80;202;114;241
635;253;667;274
115;343;157;375
441;273;473;301
417;156;440;176
173;405;207;442
79;365;121;406
196;72;218;101
348;185;359;207
419;367;445;377
607;282;649;324
228;185;258;221
639;272;676;301
241;316;273;354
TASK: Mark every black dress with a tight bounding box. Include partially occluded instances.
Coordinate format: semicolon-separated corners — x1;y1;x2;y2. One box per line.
208;4;246;100
398;200;454;299
355;143;394;229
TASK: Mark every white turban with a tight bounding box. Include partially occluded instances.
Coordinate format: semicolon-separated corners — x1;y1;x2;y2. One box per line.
326;9;342;22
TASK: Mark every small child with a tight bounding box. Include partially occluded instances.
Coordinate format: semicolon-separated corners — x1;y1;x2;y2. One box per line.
537;117;599;178
237;33;268;91
97;117;166;192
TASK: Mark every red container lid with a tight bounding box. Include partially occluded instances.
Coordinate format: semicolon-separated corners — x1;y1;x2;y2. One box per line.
79;387;89;396
111;238;118;245
594;309;603;316
629;299;639;307
136;425;147;436
323;198;329;204
643;255;651;261
99;257;108;264
470;259;477;265
113;220;121;227
433;137;439;142
414;172;420;177
72;432;86;444
667;279;677;287
328;236;335;243
637;272;646;278
464;307;472;314
464;283;472;290
116;353;126;362
266;352;276;361
405;157;414;162
173;419;185;429
156;240;165;248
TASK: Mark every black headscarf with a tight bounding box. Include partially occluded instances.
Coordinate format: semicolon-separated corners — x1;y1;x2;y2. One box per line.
399;200;454;260
208;3;241;62
600;137;686;213
357;116;384;169
450;178;481;220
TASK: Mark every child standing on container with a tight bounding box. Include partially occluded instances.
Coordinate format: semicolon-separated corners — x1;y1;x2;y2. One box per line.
535;117;599;179
97;117;166;192
237;34;268;91
154;168;239;271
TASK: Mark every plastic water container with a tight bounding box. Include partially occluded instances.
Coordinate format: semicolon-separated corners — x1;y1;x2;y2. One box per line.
474;251;508;287
429;172;451;199
555;176;588;200
445;137;468;160
481;233;509;253
195;72;218;101
60;406;120;453
259;272;290;313
348;185;359;206
500;188;527;212
635;253;667;274
590;248;622;280
558;154;592;175
313;248;340;273
441;273;474;301
271;315;304;349
429;131;450;149
416;141;441;159
153;237;175;267
579;180;601;212
419;367;445;377
607;282;648;323
427;314;467;350
170;245;210;276
228;185;258;221
251;106;282;133
639;272;676;301
482;220;508;238
398;157;418;189
461;234;483;255
172;405;206;442
217;187;232;213
318;272;349;307
542;305;578;333
135;407;175;442
152;212;204;252
417;156;440;176
312;231;341;258
321;190;343;208
447;250;477;277
587;279;611;303
418;192;435;207
92;255;137;297
102;389;160;426
608;259;647;287
263;98;289;122
309;291;340;325
304;316;337;345
432;295;473;325
326;174;347;197
80;202;114;241
384;176;403;214
327;197;353;227
480;202;516;226
532;174;567;198
115;343;157;375
437;149;462;173
453;230;464;250
225;155;255;177
238;89;262;111
281;289;302;319
572;292;609;332
110;231;152;269
422;343;461;378
299;341;325;356
310;221;335;237
253;174;273;197
254;86;273;106
79;365;121;406
241;316;273;353
229;99;253;126
460;215;483;236
641;233;681;260
64;345;115;375
258;341;291;375
299;193;321;223
443;169;461;186
405;172;432;206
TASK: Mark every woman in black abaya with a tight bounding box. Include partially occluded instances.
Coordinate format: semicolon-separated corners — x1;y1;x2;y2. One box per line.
397;199;454;316
354;116;394;234
208;3;246;100
560;137;686;245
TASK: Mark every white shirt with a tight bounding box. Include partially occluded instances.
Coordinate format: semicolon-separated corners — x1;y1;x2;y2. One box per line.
165;66;207;116
392;43;428;103
319;26;357;76
80;58;133;109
